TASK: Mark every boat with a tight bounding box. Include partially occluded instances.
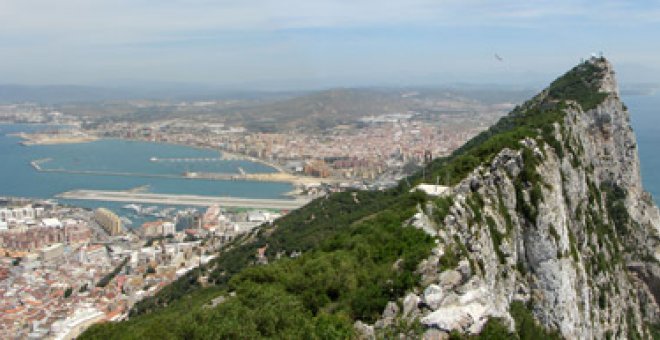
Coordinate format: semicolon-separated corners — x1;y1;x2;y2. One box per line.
142;206;159;215
122;204;142;214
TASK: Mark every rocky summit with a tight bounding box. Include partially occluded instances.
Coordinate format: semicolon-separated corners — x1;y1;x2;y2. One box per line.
81;58;660;339
388;57;660;339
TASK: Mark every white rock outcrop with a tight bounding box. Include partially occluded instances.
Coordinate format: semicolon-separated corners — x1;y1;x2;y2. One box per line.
373;57;660;339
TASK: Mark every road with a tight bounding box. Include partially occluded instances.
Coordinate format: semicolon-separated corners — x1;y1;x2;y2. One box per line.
56;189;313;210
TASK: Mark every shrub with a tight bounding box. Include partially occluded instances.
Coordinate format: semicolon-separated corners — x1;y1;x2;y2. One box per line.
510;301;562;340
486;216;506;264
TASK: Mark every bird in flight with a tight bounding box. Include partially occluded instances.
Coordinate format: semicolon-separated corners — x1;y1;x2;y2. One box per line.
494;53;503;62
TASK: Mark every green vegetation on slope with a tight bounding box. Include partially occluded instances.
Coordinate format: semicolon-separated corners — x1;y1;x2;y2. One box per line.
82;59;610;339
412;58;608;188
82;190;435;338
128;189;423;317
546;60;609;111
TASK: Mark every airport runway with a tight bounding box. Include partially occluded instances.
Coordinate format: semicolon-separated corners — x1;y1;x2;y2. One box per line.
30;160;334;185
56;189;313;210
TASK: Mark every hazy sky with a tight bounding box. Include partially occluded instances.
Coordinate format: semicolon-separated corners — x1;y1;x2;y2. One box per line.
1;0;659;88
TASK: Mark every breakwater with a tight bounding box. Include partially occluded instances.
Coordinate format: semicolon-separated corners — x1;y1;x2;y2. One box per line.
30;159;337;185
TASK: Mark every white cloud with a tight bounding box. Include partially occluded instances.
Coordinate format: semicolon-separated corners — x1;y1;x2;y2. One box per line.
1;0;657;46
0;0;658;84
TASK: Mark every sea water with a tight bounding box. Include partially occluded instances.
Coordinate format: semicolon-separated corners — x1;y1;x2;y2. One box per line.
0;124;293;227
626;93;660;205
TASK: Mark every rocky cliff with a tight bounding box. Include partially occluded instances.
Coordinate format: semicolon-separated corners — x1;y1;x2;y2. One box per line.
373;57;660;339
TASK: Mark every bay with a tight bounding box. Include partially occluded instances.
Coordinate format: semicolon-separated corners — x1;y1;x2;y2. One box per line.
0;123;293;227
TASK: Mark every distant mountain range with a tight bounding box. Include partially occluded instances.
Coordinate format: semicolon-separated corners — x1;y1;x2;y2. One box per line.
0;84;299;104
0;83;536;133
0;83;537;104
0;85;130;103
218;87;534;132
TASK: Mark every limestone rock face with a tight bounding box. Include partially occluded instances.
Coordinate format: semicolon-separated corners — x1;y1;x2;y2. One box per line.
403;293;421;317
372;58;660;338
422;284;444;310
382;301;400;319
422;328;449;340
354;321;375;340
410;209;438;236
421;302;487;333
438;270;462;289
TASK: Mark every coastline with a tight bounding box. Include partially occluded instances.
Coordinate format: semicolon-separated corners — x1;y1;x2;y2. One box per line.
4;122;283;171
6;122;345;186
6;121;309;177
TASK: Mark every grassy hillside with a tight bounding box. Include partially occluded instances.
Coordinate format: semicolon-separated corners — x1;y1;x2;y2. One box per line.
81;59;608;339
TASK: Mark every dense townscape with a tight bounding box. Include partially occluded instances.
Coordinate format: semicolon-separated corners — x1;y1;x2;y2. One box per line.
0;198;282;339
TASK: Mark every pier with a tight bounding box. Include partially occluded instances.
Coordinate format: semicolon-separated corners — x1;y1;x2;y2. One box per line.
56;190;313;210
32;167;189;180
